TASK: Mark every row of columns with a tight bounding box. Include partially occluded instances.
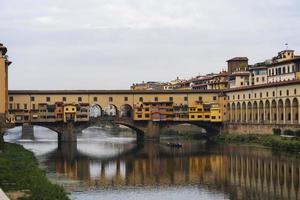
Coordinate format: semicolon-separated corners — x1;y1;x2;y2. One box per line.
227;98;300;125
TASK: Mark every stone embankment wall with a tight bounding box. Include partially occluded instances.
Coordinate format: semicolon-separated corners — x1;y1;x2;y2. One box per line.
222;123;300;134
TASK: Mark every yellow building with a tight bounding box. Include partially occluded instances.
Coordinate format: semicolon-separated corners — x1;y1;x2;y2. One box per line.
63;104;77;122
188;102;204;121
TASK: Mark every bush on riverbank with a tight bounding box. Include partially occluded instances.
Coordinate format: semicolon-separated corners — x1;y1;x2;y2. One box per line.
216;134;300;152
0;143;69;200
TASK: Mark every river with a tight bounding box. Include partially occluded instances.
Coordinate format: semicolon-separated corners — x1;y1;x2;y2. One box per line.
4;126;300;200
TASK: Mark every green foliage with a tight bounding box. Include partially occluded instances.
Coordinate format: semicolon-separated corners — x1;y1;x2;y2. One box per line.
273;128;281;135
283;129;295;136
295;130;300;137
0;143;69;200
216;134;300;153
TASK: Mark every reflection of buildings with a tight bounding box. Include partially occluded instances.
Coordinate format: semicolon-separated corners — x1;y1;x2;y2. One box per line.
45;143;300;200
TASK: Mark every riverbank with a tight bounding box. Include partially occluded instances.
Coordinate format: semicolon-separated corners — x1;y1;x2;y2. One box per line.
214;134;300;153
0;142;69;200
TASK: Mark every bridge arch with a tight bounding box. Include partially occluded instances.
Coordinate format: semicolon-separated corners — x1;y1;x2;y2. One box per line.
119;104;133;118
271;100;277;123
278;99;284;124
231;103;236;122
90;104;103;118
253;101;258;123
285;99;291;124
236;102;241;122
247;101;252;122
242;102;246;123
265;100;270;123
292;98;299;124
103;104;119;116
227;103;231;122
259;100;264;123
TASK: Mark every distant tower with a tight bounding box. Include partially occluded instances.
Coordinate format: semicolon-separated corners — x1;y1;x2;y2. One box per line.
227;57;249;74
0;43;12;117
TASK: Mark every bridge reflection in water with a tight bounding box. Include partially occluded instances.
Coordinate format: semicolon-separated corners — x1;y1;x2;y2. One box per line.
43;142;300;200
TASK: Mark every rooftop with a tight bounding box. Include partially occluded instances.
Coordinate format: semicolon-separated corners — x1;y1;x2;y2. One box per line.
227;57;248;62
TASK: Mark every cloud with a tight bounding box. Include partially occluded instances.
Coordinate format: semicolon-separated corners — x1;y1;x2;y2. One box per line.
1;0;300;89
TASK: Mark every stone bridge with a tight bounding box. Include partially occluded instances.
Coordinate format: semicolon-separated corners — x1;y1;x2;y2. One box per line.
16;116;222;144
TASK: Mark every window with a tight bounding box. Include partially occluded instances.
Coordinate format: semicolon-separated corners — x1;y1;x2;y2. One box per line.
280;90;282;96
273;91;275;97
294;89;297;95
199;96;202;101
233;95;235;100
256;77;259;82
93;97;97;102
32;104;35;110
254;93;256;98
30;96;35;101
139;97;143;102
63;97;67;102
249;94;251;99
145;108;149;111
46;97;50;102
17;104;20;110
260;93;262;98
169;97;173;101
213;96;217;101
237;95;240;100
124;97;128;101
9;104;12;110
243;94;245;99
262;77;265;82
24;104;27;110
184;96;188;101
155;97;158;101
9;96;13;101
109;97;113;102
191;115;195;119
66;108;69;111
286;90;289;96
78;97;82;102
138;114;142;118
198;115;202;118
266;92;268;97
145;114;150;118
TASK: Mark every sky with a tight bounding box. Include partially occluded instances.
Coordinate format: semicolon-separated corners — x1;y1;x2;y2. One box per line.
1;0;300;90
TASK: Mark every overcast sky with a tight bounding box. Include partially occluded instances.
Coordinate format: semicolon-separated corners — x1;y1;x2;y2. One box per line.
1;0;300;90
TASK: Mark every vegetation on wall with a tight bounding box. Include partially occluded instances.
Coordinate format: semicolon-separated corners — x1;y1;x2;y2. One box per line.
216;134;300;153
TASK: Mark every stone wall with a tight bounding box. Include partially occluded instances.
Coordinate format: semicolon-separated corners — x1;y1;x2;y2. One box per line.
222;123;300;135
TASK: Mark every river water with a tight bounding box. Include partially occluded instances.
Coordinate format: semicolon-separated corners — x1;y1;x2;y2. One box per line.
4;126;300;200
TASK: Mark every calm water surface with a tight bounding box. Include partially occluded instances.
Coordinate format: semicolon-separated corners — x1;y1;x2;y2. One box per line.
4;126;300;200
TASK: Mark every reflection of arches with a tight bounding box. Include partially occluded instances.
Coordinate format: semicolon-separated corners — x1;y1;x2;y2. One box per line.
259;101;264;123
278;99;284;124
292;98;299;124
253;101;258;123
271;100;277;123
104;104;118;116
285;99;291;124
247;102;252;122
265;100;270;123
90;104;103;118
120;104;133;118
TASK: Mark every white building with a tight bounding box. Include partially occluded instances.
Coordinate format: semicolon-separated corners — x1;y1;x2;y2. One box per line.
267;50;300;83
